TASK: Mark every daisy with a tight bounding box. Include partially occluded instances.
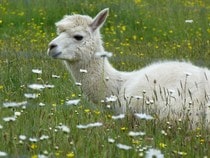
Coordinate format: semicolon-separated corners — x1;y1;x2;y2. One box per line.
77;122;103;129
0;151;7;157
134;113;154;120
116;143;132;150
145;148;164;158
112;114;125;120
128;131;146;137
3;101;27;108
32;69;42;74
66;99;80;105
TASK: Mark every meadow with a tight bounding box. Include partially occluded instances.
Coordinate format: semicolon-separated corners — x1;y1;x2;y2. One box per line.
0;0;210;157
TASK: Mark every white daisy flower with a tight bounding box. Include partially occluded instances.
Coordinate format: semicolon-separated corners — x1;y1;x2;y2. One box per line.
29;137;38;142
66;99;80;105
52;74;60;78
40;135;50;140
3;116;16;122
145;148;164;158
77;122;103;129
24;93;38;99
128;131;146;137
32;69;42;74
0;151;7;157
185;19;193;23
108;138;115;143
134;113;154;120
3;101;27;108
80;69;88;73
106;95;118;102
111;114;125;120
116;143;132;150
19;135;27;140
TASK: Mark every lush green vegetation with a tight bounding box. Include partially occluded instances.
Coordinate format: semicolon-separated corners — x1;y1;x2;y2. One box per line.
0;0;210;157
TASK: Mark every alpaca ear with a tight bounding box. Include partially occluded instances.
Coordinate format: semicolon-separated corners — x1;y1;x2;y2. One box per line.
90;8;109;32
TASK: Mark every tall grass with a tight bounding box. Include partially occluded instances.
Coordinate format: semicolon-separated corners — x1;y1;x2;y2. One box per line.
0;0;210;157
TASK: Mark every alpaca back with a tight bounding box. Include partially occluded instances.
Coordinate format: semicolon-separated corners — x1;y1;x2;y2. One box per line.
117;61;210;127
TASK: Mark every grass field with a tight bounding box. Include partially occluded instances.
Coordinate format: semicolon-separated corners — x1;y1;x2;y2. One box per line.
0;0;210;157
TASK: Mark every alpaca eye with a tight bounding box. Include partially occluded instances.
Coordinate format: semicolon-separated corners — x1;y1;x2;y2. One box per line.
74;35;83;41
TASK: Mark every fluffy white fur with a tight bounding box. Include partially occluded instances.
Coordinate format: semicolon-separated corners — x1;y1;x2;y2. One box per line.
48;8;210;128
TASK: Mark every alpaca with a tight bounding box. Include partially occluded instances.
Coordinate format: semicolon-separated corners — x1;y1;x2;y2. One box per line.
47;8;210;128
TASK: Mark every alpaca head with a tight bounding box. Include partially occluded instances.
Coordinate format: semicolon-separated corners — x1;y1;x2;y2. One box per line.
47;8;109;63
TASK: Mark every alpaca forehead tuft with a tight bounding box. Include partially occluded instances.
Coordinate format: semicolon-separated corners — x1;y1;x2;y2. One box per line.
55;14;93;33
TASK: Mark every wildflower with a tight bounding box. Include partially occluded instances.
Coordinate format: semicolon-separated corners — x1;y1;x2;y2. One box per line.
84;109;90;113
106;95;118;102
29;137;38;142
0;124;3;129
145;148;164;158
52;74;60;78
28;84;45;90
58;125;70;133
44;84;55;89
159;143;167;148
66;99;80;105
19;135;27;141
161;130;167;136
80;69;88;73
24;93;39;99
14;111;21;117
77;122;103;129
39;102;45;107
116;143;132;150
40;135;49;140
108;138;115;143
38;154;48;158
120;127;127;131
94;110;101;115
173;150;187;156
30;143;38;150
75;82;82;86
95;51;113;58
66;152;74;158
3;116;16;122
112;114;125;120
128;131;146;137
0;151;7;157
3;101;27;108
134;113;154;120
32;69;42;74
185;19;193;23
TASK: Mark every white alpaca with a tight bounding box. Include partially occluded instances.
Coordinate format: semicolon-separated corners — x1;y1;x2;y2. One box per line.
48;8;210;128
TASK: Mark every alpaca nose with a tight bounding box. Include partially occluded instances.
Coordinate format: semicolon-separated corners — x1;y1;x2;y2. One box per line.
49;43;58;51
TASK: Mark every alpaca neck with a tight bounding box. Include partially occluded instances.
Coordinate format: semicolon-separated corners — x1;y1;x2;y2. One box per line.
64;57;123;103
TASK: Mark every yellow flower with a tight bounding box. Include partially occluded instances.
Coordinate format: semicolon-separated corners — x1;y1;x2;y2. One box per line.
31;155;38;158
159;142;167;148
52;103;57;107
133;35;137;41
200;139;205;144
94;110;101;115
84;109;90;113
30;143;37;150
134;0;142;4
120;127;127;131
66;152;74;158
